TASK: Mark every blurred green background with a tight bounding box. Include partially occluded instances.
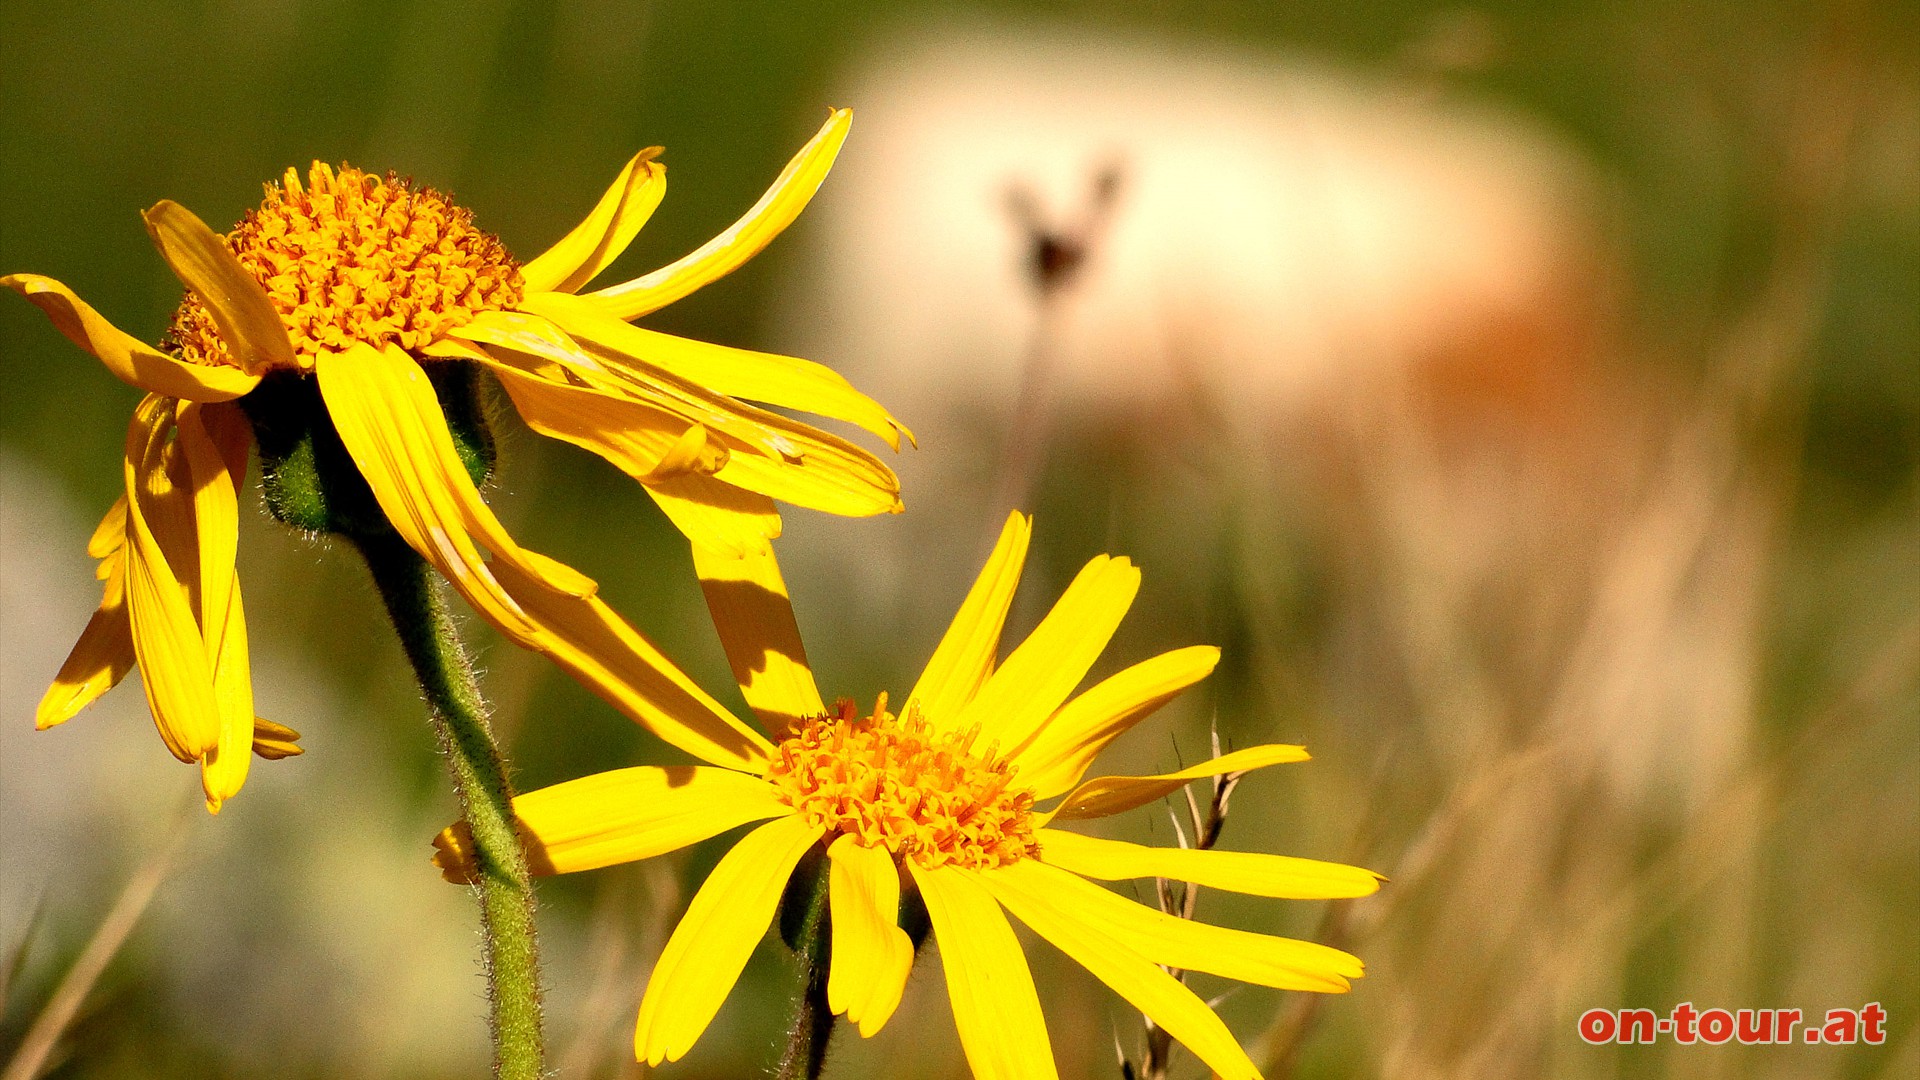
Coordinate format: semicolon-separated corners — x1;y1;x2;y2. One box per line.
1;1;1914;1078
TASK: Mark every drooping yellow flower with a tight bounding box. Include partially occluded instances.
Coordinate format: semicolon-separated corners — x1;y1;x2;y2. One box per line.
10;110;906;809
51;398;307;811
433;514;1378;1079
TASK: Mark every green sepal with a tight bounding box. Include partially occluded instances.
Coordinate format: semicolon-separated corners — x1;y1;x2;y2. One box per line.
897;882;932;951
778;844;832;954
774;843;837;1080
238;360;496;538
778;842;933;952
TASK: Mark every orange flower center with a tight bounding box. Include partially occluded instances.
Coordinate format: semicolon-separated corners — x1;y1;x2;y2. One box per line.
768;698;1041;871
165;162;522;370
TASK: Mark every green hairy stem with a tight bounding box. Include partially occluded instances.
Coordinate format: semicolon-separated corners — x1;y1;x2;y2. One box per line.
356;531;544;1080
776;848;837;1080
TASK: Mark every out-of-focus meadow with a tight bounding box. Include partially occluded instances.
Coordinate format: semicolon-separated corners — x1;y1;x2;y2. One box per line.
1;1;1914;1078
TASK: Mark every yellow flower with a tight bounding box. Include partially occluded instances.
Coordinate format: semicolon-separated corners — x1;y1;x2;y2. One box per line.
433;514;1378;1078
51;400;307;812
10;110;906;810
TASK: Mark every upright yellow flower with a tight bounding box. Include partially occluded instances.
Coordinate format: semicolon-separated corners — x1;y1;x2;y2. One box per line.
434;514;1378;1079
9;110;905;809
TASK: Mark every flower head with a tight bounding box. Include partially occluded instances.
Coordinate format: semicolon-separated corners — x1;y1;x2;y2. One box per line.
433;514;1379;1078
166;163;524;368
9;110;905;809
768;697;1042;870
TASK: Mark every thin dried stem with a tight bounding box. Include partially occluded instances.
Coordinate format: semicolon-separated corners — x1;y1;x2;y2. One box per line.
1131;728;1245;1080
986;161;1126;533
0;899;44;1016
1;802;194;1080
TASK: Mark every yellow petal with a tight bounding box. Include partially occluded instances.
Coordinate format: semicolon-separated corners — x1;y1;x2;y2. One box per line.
461;309;774;464
692;541;825;740
319;345;764;773
2;274;261;401
37;590;134;729
523;290;912;449
488;551;775;773
993;859;1363;993
417;335;493;362
1043;744;1311;823
978;864;1262;1080
906;512;1032;730
450;307;587;364
141;200;295;374
316;338;799;773
464;309;902;519
174;402;246;667
197;577;255;813
122;393;223;757
642;423;726;482
909;862;1060;1080
521;150;667;294
1035;829;1382;900
250;716;303;759
315;344;547;638
592;109;852;319
87;496;130;559
700;423;901;522
643;475;785;559
432;766;788;883
951;555;1141;752
349;342;593;607
826;836;913;1037
480;350;726;484
122;396;221;762
634;814;822;1064
41;498;136;728
1011;645;1221;798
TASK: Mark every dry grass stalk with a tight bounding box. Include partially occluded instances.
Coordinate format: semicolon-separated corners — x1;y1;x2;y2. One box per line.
1113;726;1247;1080
1;803;195;1080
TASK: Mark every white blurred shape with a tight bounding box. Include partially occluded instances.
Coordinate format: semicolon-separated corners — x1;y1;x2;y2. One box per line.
783;23;1598;430
770;21;1606;679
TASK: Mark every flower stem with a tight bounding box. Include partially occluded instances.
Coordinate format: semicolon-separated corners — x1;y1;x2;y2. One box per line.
775;849;836;1080
355;531;544;1080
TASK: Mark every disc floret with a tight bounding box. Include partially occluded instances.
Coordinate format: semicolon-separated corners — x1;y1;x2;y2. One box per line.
165;162;522;369
768;696;1041;870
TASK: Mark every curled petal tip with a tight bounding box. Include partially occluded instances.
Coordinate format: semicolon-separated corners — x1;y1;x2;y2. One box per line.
35;689;82;729
431;821;487;884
